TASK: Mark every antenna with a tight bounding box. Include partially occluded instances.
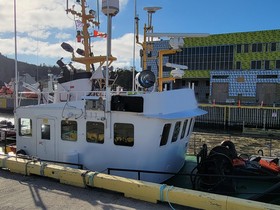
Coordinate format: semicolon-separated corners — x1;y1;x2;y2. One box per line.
143;7;161;29
66;0;69;14
140;6;161;71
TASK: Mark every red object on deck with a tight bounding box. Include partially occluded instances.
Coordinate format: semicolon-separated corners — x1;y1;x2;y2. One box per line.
259;159;280;173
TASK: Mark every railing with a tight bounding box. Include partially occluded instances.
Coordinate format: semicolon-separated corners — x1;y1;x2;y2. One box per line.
18;89;142;104
188;131;280;157
107;168;179;181
197;104;280;130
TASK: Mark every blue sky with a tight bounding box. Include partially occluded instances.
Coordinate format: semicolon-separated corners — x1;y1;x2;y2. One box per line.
0;0;279;72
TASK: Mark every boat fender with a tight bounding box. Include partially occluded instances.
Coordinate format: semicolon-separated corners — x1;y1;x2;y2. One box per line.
220;140;238;159
16;149;27;156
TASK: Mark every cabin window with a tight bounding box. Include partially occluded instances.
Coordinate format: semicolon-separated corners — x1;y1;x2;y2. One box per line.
186;118;193;137
41;124;50;140
180;119;189;139
86;121;104;144
18;118;32;137
160;123;171;146
61;120;77;141
114;123;134;146
171;121;181;143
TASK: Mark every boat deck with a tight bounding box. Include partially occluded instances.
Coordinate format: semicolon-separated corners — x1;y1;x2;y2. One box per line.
166;156;280;202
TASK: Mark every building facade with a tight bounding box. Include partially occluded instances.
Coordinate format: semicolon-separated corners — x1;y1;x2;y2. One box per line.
145;29;280;105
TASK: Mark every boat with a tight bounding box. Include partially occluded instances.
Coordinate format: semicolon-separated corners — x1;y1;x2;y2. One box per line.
0;74;38;111
13;0;206;184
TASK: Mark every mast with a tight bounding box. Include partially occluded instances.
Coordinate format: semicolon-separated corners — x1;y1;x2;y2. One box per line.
101;0;119;112
132;0;136;91
80;0;91;71
65;0;117;71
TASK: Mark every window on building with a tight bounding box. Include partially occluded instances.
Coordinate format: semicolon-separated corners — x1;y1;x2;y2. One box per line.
171;121;181;143
229;61;233;70
276;60;280;69
236;61;241;69
19;118;32;137
170;44;234;71
61;120;77;141
191;81;199;86
180;119;189;139
271;42;277;51
236;44;242;53
264;60;270;70
252;43;262;52
212;75;229;79
220;62;225;70
251;61;256;69
265;43;269;52
257;75;278;79
252;44;257;52
244;44;249;53
86;121;104;144
41;124;50;140
256;60;262;69
114;123;134;146
257;43;262;52
206;80;210;86
160;123;171;146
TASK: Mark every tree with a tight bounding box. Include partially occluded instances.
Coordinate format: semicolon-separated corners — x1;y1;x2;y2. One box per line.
114;68;134;91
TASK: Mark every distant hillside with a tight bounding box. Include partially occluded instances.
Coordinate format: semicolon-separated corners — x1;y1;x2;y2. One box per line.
0;53;61;86
0;53;134;90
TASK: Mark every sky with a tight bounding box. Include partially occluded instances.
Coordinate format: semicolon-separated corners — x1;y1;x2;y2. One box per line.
0;0;280;72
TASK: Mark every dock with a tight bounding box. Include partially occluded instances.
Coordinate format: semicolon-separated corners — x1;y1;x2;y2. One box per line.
0;168;179;210
0;153;279;210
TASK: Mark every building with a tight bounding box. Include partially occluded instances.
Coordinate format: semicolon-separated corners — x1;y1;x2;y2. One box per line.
145;29;280;105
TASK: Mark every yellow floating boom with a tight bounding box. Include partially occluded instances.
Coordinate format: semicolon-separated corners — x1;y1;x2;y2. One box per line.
0;154;279;210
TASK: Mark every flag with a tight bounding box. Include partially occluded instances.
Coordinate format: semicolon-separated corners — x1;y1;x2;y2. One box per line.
75;20;84;30
93;30;107;38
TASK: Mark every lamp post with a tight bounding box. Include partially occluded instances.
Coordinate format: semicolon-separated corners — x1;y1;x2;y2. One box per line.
14;0;18;110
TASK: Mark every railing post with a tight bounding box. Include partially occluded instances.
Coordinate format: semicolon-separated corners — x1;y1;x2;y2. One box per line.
263;110;266;130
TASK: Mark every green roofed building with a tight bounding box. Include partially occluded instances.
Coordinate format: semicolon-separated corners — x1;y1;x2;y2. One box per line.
145;29;280;105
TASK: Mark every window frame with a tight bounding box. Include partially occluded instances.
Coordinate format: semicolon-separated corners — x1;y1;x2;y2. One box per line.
114;123;134;147
171;121;181;143
86;121;105;144
61;120;78;141
18;118;32;137
160;123;171;146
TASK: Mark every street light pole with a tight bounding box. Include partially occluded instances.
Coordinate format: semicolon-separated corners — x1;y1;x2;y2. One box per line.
14;0;18;110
